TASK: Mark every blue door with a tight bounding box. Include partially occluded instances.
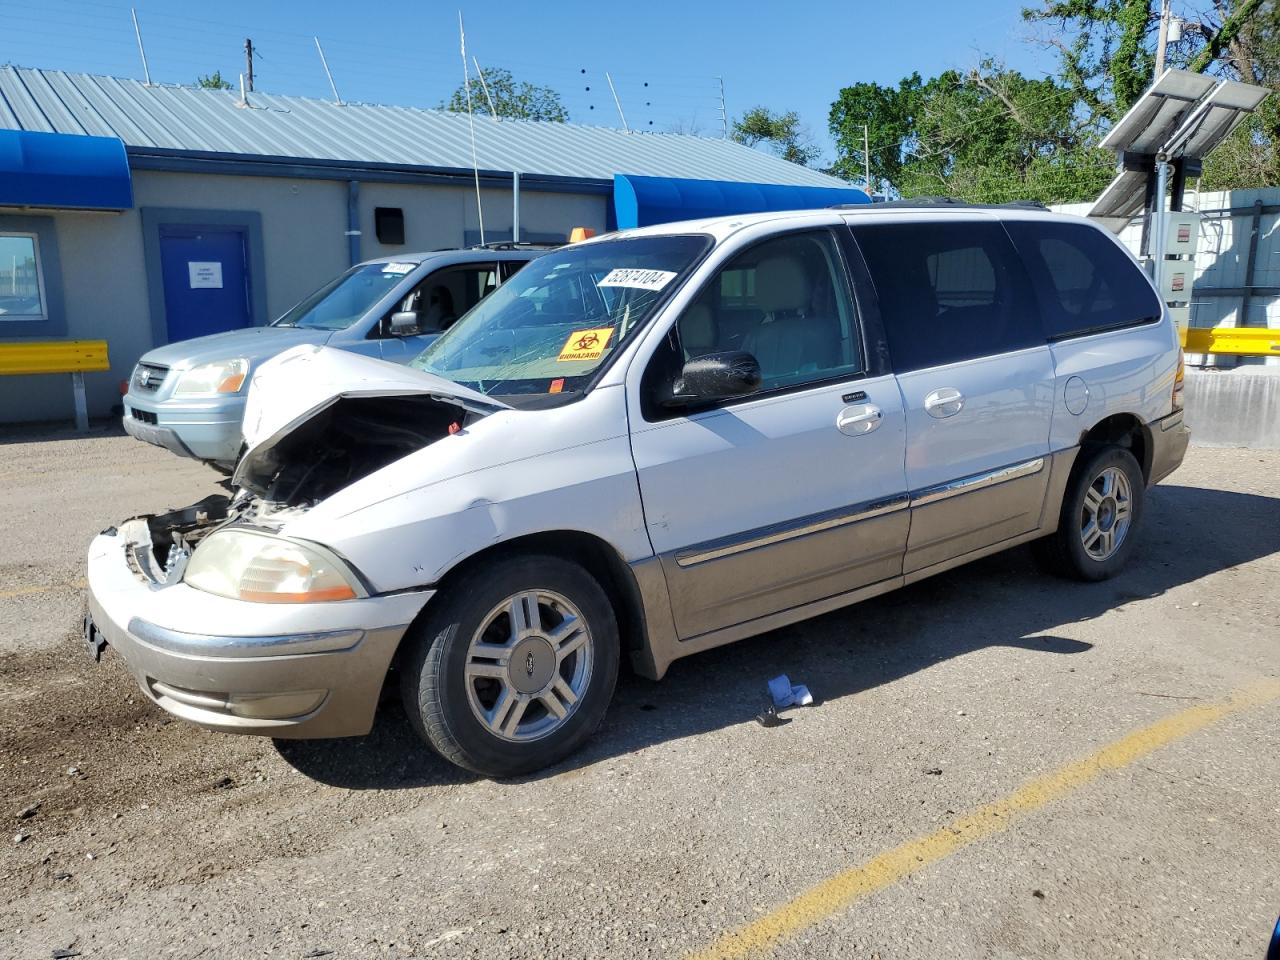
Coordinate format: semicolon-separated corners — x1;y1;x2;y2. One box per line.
158;226;252;342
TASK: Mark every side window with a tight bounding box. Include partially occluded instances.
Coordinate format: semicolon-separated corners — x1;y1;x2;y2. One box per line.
850;221;1039;373
652;229;862;403
1005;221;1162;340
396;264;497;333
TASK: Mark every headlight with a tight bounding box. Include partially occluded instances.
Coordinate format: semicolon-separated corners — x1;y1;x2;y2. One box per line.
172;358;249;397
184;529;364;603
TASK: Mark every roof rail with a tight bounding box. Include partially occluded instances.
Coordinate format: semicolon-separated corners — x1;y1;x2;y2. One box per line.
831;196;1048;212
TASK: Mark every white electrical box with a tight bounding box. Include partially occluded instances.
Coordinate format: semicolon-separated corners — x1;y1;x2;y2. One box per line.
1160;263;1193;302
1167;302;1191;333
1165;212;1200;255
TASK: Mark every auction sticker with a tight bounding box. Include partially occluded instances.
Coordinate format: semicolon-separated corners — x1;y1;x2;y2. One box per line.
381;262;416;275
597;268;677;291
558;328;614;361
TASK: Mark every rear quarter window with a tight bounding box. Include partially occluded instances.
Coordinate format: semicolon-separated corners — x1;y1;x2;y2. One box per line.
1005;221;1162;341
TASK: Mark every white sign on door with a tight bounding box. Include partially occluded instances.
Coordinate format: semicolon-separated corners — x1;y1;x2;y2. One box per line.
188;261;224;289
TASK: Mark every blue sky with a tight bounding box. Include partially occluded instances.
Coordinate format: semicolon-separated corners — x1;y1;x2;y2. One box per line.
2;0;1056;163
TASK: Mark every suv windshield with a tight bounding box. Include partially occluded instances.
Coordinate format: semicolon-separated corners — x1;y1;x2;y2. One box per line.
273;261;418;331
411;236;707;395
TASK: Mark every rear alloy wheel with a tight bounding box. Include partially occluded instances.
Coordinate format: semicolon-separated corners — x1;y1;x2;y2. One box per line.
401;555;619;777
1033;445;1145;582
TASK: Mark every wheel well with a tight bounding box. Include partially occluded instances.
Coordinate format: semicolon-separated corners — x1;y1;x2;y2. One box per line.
1079;414;1152;482
410;531;648;669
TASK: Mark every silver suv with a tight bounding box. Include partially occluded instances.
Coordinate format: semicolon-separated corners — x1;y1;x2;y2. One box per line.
123;248;543;469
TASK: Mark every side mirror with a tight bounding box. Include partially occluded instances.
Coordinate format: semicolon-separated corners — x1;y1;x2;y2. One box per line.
390;311;423;336
664;350;762;407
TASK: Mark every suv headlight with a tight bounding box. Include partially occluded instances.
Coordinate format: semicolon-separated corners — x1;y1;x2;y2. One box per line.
172;358;249;397
184;529;364;603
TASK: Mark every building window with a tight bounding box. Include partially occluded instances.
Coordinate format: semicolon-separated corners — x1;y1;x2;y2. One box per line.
0;233;47;322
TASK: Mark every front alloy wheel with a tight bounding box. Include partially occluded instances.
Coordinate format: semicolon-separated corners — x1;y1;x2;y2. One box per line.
401;554;619;777
464;589;593;742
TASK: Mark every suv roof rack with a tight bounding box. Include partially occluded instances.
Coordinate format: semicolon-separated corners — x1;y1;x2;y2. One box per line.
831;196;1048;212
469;240;564;251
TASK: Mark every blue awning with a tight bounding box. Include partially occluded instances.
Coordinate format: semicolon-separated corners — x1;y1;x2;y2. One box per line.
613;173;869;229
0;130;133;210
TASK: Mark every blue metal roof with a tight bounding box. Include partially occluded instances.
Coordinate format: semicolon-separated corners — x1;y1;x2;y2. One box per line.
614;174;868;228
0;129;132;209
0;66;850;189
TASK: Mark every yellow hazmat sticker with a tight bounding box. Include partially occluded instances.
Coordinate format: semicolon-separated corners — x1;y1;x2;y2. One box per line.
557;327;614;361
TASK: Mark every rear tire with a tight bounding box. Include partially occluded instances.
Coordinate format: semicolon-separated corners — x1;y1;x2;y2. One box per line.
400;554;619;778
1033;445;1145;582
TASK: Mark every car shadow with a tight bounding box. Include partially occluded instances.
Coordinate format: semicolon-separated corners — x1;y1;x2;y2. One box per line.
0;419;126;446
273;481;1280;788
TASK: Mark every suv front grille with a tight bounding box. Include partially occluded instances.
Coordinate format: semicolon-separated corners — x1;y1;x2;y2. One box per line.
132;363;169;393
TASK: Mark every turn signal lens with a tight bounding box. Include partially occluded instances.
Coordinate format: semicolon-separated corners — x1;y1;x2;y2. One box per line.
184;529;362;603
1173;352;1185;411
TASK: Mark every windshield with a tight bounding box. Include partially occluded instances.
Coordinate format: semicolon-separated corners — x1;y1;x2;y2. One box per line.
273;261;418;331
411;236;708;395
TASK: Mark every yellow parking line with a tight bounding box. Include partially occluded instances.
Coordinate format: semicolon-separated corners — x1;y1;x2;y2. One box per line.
0;579;87;600
687;679;1280;960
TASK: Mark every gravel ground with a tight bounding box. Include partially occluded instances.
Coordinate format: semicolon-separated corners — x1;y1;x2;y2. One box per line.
0;425;1277;959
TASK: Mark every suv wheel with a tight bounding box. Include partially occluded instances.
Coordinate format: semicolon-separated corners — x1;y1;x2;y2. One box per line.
1033;445;1145;582
400;554;619;777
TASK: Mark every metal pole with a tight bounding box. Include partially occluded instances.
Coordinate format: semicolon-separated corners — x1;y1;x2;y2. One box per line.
512;171;521;244
863;124;871;193
1153;158;1170;287
346;180;361;266
606;73;629;132
244;38;255;92
130;8;151;86
474;58;498;118
718;76;728;139
314;37;342;104
458;13;485;246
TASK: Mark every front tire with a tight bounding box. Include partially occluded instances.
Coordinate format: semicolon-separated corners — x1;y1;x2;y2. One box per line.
400;554;619;777
1033;445;1145;582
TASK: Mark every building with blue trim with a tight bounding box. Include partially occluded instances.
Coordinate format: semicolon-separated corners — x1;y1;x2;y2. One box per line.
0;65;863;422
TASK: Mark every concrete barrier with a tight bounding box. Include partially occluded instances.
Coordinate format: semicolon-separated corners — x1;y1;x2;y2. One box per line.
1183;367;1280;448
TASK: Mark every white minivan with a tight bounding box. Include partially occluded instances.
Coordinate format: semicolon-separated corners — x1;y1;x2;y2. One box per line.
85;204;1189;777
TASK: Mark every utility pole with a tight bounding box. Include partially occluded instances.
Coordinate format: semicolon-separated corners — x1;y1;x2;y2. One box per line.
1154;0;1172;77
244;37;255;92
863;124;871;194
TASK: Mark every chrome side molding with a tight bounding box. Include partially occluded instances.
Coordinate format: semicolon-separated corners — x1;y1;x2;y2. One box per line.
674;494;910;568
909;457;1045;508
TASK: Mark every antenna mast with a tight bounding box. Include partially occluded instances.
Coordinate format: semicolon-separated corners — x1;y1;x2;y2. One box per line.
130;8;152;86
717;76;727;138
458;12;486;245
244;38;255;92
473;57;499;118
606;72;629;132
314;37;343;104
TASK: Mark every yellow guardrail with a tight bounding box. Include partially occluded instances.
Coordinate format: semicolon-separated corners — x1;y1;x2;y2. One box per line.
1181;326;1280;357
0;339;110;431
0;339;110;376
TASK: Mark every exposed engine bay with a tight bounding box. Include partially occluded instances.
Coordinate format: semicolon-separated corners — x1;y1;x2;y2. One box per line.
125;395;474;584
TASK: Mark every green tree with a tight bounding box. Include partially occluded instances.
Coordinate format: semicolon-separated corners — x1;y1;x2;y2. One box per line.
196;71;232;91
443;67;568;122
731;107;820;166
829;63;1113;204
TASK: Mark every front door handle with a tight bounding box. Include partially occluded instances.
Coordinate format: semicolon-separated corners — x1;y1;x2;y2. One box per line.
836;403;882;436
924;387;965;419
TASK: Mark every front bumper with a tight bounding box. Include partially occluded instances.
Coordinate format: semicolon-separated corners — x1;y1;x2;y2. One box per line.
86;520;433;739
1148;409;1190;486
123;392;247;464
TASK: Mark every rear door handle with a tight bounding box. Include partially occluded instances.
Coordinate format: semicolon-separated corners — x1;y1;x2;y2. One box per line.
924;387;965;419
836;403;882;436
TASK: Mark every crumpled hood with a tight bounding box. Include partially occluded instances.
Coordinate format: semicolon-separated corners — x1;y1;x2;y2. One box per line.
234;345;508;492
136;325;331;370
